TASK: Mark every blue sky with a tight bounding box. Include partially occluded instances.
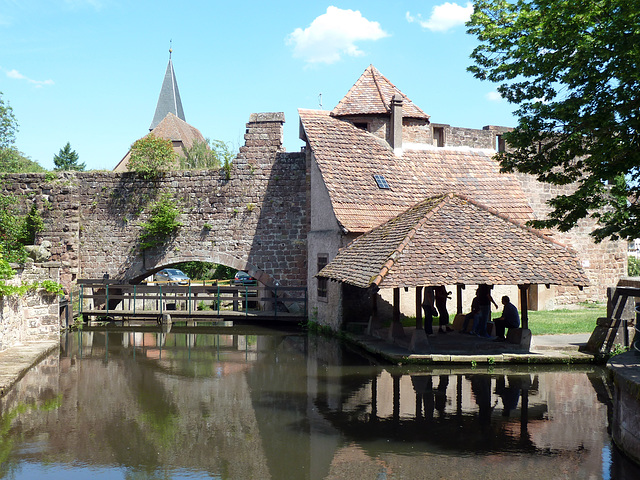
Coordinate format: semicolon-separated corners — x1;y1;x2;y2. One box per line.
1;1;515;171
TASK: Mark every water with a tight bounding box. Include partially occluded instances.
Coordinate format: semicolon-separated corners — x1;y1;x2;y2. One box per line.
0;327;639;480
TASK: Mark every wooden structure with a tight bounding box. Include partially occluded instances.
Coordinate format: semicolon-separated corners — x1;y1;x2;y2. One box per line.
77;279;307;323
318;194;590;350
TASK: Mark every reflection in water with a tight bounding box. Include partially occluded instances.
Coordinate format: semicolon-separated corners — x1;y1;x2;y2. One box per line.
0;328;638;479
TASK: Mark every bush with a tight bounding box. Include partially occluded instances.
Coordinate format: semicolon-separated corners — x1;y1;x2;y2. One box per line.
128;135;176;179
629;256;640;276
139;194;182;250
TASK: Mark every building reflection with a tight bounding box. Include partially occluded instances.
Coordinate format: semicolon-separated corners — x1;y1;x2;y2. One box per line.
0;329;639;480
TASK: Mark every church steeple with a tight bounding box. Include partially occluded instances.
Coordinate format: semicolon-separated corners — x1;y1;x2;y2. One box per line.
150;46;185;130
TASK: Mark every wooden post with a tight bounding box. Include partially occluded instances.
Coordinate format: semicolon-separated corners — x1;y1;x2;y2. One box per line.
456;284;464;314
519;284;529;330
415;286;423;330
388;287;406;340
393;287;400;324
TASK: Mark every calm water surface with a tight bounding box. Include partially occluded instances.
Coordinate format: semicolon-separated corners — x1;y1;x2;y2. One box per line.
0;326;639;480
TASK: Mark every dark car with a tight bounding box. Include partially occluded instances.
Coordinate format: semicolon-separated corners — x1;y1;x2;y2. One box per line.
234;271;256;285
154;268;190;285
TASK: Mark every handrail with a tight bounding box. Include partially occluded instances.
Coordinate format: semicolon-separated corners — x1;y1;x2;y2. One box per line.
75;279;307;321
635;303;640;355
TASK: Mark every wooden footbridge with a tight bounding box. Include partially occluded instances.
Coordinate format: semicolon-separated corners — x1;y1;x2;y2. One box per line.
77;279;307;324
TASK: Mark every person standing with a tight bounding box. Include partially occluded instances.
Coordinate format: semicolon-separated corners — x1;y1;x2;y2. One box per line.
476;284;498;338
422;287;436;335
493;296;520;342
434;285;453;334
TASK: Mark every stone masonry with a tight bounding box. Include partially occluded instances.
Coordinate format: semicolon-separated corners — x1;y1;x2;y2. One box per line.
0;263;61;351
0;113;307;293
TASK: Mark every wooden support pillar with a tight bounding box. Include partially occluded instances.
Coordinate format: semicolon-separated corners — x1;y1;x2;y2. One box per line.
456;284;464;315
415;286;423;330
519;284;529;330
388;287;406;340
410;285;429;352
367;288;383;335
393;287;400;324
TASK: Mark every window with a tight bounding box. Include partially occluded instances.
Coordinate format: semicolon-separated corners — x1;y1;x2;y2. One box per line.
496;135;506;152
353;122;368;131
433;127;445;147
373;174;390;189
317;254;328;299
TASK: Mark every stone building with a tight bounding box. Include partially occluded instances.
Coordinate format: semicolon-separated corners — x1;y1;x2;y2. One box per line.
298;65;626;328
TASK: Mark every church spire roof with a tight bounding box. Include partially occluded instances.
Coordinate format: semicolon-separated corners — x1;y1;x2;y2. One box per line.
150;47;185;130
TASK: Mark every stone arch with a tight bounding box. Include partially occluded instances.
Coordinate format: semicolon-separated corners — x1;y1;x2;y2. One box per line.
126;251;277;287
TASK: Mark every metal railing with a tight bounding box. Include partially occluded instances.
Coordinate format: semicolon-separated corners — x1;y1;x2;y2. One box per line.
77;279;307;322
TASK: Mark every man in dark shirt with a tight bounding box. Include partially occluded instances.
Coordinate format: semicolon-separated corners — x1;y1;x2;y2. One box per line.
493;295;520;342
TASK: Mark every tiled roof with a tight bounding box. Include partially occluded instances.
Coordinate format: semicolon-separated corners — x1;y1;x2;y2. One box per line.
299;109;534;233
318;194;589;288
114;113;205;171
150;112;205;148
330;65;429;120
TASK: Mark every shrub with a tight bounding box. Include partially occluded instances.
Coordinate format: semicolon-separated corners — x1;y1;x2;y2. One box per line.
139;194;182;250
629;256;640;277
128;135;176;179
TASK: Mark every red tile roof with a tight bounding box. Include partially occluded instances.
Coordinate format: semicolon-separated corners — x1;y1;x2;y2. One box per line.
114;113;206;172
318;194;589;288
330;65;429;120
299;109;534;233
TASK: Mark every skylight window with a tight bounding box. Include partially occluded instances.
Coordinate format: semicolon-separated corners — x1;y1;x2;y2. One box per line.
373;174;390;189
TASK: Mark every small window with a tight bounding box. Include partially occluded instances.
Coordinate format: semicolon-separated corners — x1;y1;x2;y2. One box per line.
433;127;444;147
373;174;390;189
496;135;506;152
353;122;368;131
317;255;328;299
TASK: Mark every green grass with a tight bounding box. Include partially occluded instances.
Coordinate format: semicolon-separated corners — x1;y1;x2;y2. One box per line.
522;304;606;335
394;303;606;335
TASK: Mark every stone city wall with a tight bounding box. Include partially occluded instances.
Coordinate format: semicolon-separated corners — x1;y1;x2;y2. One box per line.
515;172;627;304
0;263;61;351
0;113;308;292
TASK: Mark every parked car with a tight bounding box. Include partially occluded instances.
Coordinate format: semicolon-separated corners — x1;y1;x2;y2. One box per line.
154;268;190;285
234;271;256;285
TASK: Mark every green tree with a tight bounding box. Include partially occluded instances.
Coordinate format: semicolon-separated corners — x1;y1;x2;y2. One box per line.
181;138;235;171
0;92;45;173
467;0;640;242
128;134;177;179
0;92;18;151
0;148;45;173
53;142;84;171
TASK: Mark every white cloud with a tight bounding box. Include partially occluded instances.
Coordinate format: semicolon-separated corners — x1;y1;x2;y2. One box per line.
486;91;503;102
6;69;54;88
407;2;473;33
287;6;389;65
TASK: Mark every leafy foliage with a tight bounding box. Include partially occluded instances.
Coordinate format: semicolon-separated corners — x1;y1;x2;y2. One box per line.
467;0;640;242
139;194;182;250
629;256;640;276
53;142;85;171
0;92;17;151
0;149;45;173
0;92;45;173
181;138;235;179
175;261;236;280
128;135;177;179
0;194;28;263
0;250;15;280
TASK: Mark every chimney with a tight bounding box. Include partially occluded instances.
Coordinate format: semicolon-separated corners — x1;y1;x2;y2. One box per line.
390;93;403;156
